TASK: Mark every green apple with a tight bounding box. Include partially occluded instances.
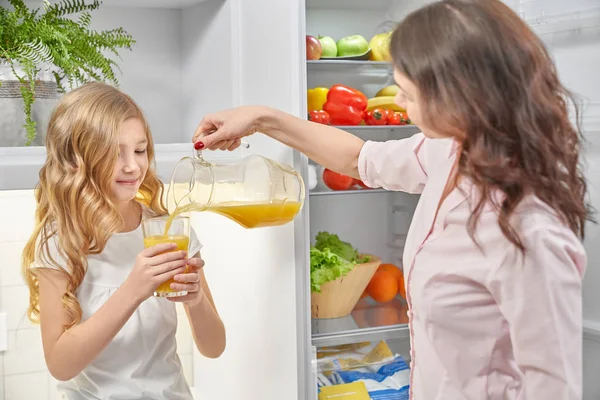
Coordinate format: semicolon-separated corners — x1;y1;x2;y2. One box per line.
336;35;369;57
318;35;337;58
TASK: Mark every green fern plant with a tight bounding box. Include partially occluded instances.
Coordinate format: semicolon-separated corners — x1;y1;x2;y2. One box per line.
0;0;135;145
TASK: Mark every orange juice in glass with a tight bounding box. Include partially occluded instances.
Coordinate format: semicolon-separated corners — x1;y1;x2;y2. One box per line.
141;215;190;298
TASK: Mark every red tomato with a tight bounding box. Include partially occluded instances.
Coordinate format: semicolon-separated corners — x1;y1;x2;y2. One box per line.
382;109;394;120
398;111;410;125
308;110;331;125
323;169;355;191
388;112;401;125
364;109;388;125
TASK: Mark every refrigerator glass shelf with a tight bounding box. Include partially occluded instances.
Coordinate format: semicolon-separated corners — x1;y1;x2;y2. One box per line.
309;188;389;196
332;125;418;131
307;59;393;74
311;297;409;347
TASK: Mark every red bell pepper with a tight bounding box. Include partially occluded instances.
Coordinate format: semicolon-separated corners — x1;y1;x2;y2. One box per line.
308;110;331;125
322;84;368;126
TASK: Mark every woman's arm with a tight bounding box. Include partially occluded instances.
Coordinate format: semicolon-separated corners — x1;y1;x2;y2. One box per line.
194;106;364;178
183;254;226;358
194;106;432;192
258;107;365;178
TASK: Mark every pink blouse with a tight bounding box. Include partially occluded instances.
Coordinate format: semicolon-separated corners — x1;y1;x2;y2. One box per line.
358;133;586;400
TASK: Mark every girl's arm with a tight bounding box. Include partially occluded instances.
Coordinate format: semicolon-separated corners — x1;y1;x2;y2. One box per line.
38;269;143;381
183;254;226;358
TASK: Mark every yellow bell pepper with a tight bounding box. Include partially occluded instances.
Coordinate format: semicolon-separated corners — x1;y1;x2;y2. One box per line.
307;87;329;111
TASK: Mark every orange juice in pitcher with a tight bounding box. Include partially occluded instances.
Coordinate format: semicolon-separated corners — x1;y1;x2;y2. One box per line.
166;147;305;229
206;200;302;229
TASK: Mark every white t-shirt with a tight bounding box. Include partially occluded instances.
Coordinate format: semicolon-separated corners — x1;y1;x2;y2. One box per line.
35;211;202;400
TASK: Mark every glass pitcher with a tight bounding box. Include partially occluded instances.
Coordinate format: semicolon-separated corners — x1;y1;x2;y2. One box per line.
167;148;305;229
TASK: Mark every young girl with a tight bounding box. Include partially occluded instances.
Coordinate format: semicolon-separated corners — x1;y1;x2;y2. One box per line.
22;82;225;399
193;0;591;399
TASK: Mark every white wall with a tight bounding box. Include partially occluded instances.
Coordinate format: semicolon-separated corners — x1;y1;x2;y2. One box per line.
0;190;195;399
90;7;184;144
549;30;600;321
583;323;600;400
541;33;600;400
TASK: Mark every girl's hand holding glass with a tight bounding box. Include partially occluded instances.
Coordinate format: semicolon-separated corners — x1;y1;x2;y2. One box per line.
124;243;188;303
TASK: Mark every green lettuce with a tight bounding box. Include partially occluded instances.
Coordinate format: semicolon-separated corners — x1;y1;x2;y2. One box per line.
310;247;355;293
314;231;370;264
310;231;372;293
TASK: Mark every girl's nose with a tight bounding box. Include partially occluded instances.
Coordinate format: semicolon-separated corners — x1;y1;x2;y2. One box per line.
122;156;140;174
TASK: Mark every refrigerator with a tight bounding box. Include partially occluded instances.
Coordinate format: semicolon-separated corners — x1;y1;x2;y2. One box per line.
0;0;598;399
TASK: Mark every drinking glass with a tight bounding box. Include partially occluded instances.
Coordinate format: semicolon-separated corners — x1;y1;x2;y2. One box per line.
141;215;190;298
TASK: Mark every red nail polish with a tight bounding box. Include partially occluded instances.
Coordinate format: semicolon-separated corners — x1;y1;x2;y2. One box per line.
194;141;205;150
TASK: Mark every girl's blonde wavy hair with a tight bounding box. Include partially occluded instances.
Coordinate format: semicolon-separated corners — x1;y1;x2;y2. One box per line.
22;82;167;329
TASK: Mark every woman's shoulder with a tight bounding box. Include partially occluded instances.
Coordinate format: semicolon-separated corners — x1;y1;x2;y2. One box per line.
515;195;574;232
509;195;585;266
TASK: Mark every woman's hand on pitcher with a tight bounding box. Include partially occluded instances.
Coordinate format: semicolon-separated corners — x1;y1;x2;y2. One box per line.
192;105;266;151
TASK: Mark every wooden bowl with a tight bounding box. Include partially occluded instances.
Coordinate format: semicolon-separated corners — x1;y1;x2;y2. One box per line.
311;254;381;319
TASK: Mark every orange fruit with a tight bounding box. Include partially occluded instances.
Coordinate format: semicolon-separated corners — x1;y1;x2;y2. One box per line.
379;263;406;300
397;272;406;300
366;270;398;303
378;263;402;281
360;290;369;299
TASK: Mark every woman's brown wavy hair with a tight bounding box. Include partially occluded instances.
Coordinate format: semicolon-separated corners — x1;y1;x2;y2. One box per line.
22;82;167;329
391;0;593;248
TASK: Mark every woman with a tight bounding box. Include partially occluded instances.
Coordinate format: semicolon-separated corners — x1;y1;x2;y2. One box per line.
193;0;591;399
